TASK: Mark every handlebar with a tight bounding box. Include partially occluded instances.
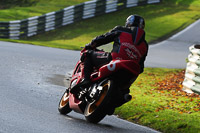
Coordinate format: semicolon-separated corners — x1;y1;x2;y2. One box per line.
80;45;104;52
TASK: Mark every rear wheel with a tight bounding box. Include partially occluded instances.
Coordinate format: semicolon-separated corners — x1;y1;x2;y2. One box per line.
58;91;72;115
84;79;114;123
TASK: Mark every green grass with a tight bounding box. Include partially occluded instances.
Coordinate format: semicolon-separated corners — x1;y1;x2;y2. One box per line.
0;0;88;21
115;68;200;133
2;0;200;50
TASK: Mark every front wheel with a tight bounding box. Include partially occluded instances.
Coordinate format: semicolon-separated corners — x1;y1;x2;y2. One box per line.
84;79;114;123
58;90;72;115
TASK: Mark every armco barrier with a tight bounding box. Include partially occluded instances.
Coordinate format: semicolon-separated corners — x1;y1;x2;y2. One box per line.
183;44;200;94
0;0;161;39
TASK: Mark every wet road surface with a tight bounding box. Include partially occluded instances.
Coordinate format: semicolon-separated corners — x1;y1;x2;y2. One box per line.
0;42;158;133
145;19;200;68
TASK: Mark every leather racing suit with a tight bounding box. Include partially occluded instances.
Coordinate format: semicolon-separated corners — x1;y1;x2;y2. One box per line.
89;26;148;74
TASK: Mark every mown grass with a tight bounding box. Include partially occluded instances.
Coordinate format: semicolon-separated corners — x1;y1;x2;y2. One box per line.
1;0;200;50
115;68;200;133
0;0;88;21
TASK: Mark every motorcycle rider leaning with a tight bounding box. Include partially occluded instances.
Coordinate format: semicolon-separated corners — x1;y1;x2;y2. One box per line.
70;14;148;94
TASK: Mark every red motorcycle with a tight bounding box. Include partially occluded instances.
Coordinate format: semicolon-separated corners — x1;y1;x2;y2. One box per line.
58;48;140;123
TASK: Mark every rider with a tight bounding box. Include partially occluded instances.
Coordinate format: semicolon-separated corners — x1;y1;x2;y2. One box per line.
70;14;148;94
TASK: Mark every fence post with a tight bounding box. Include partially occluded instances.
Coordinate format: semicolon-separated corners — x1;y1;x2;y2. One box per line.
83;0;96;19
95;0;106;16
37;15;46;34
117;0;127;10
9;20;21;39
0;22;9;38
74;3;84;22
62;6;74;26
55;10;64;28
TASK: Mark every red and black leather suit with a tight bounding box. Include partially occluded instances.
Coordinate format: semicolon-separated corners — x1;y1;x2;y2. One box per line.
70;25;149;95
85;25;148;75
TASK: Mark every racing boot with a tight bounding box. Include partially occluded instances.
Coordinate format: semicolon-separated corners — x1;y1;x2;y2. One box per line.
70;57;92;94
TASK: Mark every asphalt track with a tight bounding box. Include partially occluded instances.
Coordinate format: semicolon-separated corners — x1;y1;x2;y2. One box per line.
145;19;200;69
0;19;199;133
0;43;157;132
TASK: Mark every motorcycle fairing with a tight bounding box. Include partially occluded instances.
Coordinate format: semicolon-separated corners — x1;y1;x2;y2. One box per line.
68;58;140;114
91;59;140;82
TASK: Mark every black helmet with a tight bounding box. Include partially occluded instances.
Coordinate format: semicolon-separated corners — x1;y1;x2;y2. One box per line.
125;15;145;29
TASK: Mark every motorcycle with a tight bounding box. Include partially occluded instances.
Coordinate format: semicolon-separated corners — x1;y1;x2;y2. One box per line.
58;47;140;123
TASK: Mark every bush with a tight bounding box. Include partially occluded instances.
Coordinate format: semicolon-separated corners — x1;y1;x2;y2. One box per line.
0;0;39;9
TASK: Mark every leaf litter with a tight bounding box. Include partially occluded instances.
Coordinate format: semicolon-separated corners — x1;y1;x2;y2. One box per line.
154;70;200;114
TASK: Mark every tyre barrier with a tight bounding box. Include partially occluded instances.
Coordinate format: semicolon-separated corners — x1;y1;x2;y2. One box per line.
182;44;200;94
0;0;161;39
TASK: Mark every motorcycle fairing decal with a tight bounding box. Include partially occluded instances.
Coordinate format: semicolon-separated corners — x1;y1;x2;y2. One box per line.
107;60;120;71
97;60;140;79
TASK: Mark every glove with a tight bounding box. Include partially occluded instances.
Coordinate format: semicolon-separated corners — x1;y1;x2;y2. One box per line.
85;43;92;50
85;43;95;50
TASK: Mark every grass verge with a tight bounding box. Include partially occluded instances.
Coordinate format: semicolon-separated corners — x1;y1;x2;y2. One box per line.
115;68;200;133
1;0;200;50
0;0;88;21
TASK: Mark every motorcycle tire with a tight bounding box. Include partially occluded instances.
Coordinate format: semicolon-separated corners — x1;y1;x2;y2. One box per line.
84;79;114;123
58;91;72;115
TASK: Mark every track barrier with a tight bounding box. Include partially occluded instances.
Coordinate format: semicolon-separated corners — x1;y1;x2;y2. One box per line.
183;44;200;94
0;0;161;39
